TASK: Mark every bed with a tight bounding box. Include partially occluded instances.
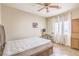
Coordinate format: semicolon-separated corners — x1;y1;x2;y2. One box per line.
3;37;53;56
0;24;53;56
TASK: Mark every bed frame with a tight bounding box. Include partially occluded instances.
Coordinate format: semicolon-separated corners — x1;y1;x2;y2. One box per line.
32;47;53;56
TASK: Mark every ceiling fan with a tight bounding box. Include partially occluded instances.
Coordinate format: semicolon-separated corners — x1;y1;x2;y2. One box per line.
37;3;61;13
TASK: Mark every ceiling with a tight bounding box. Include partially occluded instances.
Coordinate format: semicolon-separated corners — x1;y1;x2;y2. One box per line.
3;3;79;17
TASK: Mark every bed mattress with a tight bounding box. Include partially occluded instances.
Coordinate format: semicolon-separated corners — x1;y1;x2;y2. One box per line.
3;37;52;56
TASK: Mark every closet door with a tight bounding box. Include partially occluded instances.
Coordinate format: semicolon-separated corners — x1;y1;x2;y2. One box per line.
71;19;79;49
72;20;79;33
71;39;79;49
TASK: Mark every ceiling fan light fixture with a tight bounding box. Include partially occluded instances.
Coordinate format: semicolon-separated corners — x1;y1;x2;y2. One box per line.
37;3;61;13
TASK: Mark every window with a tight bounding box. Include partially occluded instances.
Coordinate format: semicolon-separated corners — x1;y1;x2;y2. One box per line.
64;21;70;34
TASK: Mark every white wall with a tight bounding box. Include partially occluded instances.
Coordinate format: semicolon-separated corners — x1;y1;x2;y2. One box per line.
1;5;46;41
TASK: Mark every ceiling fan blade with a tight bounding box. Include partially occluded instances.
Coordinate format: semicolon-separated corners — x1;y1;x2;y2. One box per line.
36;3;45;6
36;3;52;6
38;7;46;11
49;5;60;8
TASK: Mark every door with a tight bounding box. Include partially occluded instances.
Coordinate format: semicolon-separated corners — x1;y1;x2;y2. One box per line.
71;19;79;49
71;39;79;49
72;19;79;33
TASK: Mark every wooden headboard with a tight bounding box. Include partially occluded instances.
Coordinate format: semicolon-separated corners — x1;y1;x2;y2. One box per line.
0;24;5;55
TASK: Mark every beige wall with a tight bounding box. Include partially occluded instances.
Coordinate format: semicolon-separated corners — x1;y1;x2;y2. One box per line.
46;18;52;34
1;5;46;41
72;8;79;19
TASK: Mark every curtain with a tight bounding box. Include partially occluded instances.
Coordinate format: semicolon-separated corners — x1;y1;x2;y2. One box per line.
52;13;71;46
